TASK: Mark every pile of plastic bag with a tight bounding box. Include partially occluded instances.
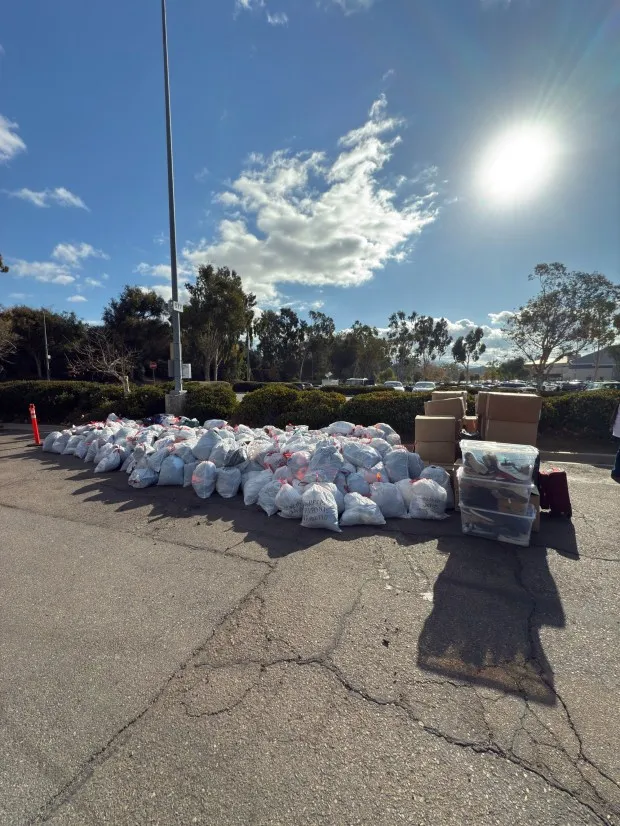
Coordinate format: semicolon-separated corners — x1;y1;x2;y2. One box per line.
42;414;453;531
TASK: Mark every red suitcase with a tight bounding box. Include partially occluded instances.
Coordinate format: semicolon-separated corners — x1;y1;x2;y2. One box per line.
538;468;572;518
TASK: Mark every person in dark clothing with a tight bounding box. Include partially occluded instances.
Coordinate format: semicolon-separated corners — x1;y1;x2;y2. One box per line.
611;399;620;481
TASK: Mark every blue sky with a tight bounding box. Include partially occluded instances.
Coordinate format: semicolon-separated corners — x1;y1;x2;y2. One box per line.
1;0;618;360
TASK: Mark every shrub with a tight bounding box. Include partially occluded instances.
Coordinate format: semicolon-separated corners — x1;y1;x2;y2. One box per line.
183;382;238;422
540;390;620;439
0;380;121;423
342;392;431;441
232;381;299;393
319;385;398;397
276;389;347;430
234;384;301;427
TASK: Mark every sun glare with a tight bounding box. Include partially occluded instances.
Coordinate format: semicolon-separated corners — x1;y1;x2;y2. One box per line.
479;124;557;204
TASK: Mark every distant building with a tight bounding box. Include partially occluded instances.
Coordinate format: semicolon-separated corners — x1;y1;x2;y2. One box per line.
525;347;619;381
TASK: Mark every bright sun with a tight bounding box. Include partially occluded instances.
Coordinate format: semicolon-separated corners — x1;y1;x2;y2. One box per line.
479;125;557;203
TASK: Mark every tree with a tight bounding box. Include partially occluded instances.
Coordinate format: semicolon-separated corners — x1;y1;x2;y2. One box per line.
387;311;418;381
184;265;252;380
578;274;620;379
451;327;486;381
413;316;453;377
67;328;136;385
0;311;17;369
377;367;397;383
0;306;85;379
503;263;620;386
102;286;169;378
306;311;335;382
253;308;309;381
243;293;257;381
497;357;528;380
0;254;9;274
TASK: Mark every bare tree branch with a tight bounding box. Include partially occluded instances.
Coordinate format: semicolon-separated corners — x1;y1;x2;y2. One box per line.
67;329;137;385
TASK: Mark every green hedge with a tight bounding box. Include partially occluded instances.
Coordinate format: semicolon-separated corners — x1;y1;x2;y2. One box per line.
539;390;619;439
277;389;347;430
341;392;431;441
183;383;238;421
320;385;399;396
232;381;300;393
234;384;302;427
0;380;237;424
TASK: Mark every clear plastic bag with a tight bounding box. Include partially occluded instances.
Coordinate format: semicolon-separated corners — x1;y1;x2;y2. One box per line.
275;482;304;519
183;461;198;487
61;434;82;455
408;451;425;479
340;492;386;526
128;467;159;488
327;421;355;436
210;441;247;468
342;441;381;469
191;461;217;499
408;478;448;520
370;482;408;518
51;432;72;454
216;467;242;498
258;479;281;516
157;455;185;486
383;447;410;483
192;430;223;462
420;466;454;509
346;471;371;496
306;442;344;482
95;448;123;473
243;469;274;506
301;483;341;532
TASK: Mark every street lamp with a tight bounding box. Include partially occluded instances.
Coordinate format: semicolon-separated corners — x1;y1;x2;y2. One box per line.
161;0;185;412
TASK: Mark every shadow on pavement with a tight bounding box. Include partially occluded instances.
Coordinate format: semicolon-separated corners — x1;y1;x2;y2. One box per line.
7;439;573;706
417;535;567;705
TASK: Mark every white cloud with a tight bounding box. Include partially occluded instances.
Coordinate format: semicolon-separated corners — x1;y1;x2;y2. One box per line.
7;186;88;209
182;95;438;303
134;261;191;280
194;166;210;182
0;114;26;163
84;277;103;287
52;242;108;266
267;10;288;24
488;310;515;326
101;273;109;280
8;292;31;300
153;231;167;245
382;68;395;82
67;295;87;303
10;259;76;285
330;0;376;13
139;284;191;305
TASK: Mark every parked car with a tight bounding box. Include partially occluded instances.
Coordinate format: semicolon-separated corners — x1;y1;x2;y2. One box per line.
411;381;437;392
586;381;620;391
383;380;405;392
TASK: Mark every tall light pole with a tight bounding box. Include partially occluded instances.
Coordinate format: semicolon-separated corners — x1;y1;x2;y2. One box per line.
42;311;51;381
161;0;185;407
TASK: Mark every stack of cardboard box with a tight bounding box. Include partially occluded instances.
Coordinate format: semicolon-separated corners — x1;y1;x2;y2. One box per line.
415;390;468;475
476;392;542;446
414;416;457;464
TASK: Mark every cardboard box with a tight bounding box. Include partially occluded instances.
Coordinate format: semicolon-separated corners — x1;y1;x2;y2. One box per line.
463;415;478;434
475;391;490;415
484;419;539;446
424;397;466;418
432;390;467;403
481;392;542;424
415;441;456;464
415;415;456;443
530;485;540;533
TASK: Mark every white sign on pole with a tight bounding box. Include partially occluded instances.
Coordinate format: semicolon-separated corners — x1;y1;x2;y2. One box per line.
168;300;184;314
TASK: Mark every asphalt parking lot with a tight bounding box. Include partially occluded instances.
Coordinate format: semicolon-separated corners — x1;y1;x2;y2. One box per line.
1;430;619;825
